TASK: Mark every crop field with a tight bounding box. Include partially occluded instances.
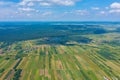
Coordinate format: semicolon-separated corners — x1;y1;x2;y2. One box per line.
0;22;120;80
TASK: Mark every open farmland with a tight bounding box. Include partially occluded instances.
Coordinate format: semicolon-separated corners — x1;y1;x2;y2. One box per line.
0;22;120;80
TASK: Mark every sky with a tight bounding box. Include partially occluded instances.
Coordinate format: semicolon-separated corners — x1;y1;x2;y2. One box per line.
0;0;120;21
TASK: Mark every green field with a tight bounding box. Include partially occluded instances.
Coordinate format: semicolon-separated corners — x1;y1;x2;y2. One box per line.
0;33;120;80
0;22;120;80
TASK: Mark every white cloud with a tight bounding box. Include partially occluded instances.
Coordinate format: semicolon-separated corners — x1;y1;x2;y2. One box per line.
42;11;52;16
40;2;51;6
27;2;34;6
108;2;120;14
18;0;78;6
19;1;26;6
110;2;120;8
99;11;107;15
62;10;89;16
109;9;120;13
100;11;105;14
18;7;35;12
26;13;31;16
51;0;75;6
75;10;88;15
91;7;100;10
104;2;120;14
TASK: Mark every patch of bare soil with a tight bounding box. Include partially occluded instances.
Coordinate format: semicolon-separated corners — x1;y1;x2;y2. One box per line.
0;49;3;54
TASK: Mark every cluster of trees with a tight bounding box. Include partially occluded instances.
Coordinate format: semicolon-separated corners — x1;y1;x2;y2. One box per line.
0;68;4;73
13;69;22;80
13;58;22;80
36;35;92;45
13;58;22;69
5;57;10;60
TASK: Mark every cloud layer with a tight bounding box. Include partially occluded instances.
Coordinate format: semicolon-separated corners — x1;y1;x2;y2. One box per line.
0;0;120;21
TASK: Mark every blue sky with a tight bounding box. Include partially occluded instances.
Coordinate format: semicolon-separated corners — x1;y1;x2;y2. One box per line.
0;0;120;21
